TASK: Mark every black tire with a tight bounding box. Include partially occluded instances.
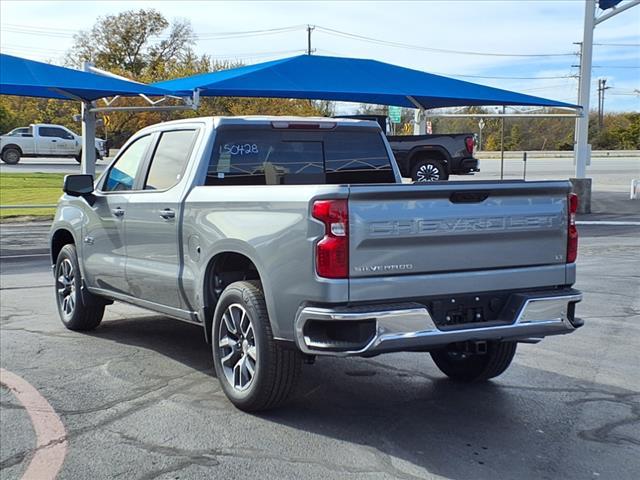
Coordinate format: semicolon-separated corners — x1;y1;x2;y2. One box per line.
1;148;21;165
55;244;105;331
75;149;102;163
211;281;302;411
411;158;449;182
430;341;517;382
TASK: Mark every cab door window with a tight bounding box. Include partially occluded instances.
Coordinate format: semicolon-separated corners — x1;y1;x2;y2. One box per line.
143;130;198;191
103;135;152;192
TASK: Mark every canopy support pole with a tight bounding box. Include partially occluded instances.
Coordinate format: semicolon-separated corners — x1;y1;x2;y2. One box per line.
80;62;97;177
407;96;426;135
500;106;505;180
80;100;97;177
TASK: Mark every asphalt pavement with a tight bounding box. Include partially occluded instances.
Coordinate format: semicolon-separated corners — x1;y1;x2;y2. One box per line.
1;219;639;479
1;155;639;479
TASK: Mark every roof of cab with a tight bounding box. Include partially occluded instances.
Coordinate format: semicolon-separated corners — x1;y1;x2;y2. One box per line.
139;115;381;132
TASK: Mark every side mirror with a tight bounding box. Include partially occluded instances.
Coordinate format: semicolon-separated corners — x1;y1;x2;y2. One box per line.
63;174;94;197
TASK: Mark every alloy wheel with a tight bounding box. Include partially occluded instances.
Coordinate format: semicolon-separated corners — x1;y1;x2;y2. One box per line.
56;258;76;319
218;303;257;392
416;163;441;182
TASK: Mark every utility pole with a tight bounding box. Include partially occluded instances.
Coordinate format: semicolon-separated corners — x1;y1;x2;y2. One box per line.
307;25;315;55
597;78;610;129
597;78;602;128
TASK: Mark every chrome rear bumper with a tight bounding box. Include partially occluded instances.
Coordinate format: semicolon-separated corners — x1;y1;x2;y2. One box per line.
294;291;582;356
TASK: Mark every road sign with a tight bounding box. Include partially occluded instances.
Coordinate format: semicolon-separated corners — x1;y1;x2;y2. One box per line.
388;106;402;123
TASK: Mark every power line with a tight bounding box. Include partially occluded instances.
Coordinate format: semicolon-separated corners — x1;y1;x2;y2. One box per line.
0;23;306;41
315;25;577;57
592;65;640;69
313;49;575;81
593;43;640;47
430;72;575;80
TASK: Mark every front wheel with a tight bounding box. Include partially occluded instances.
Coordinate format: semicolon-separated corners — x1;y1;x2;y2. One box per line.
1;148;21;164
411;159;449;182
212;281;302;411
430;341;517;382
55;244;105;331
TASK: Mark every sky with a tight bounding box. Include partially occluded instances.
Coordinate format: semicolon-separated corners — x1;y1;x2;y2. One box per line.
1;0;638;112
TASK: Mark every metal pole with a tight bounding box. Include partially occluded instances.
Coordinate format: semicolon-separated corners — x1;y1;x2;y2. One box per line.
80;61;97;176
523;151;527;180
307;25;314;55
500;106;505;180
80;101;97;176
413;108;426;135
574;0;595;179
600;78;609;129
597;79;603;129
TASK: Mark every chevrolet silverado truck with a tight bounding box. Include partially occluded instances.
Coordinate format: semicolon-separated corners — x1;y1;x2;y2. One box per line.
336;114;479;181
0;124;107;164
49;116;582;411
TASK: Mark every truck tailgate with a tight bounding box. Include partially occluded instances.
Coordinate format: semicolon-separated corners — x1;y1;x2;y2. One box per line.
348;181;571;278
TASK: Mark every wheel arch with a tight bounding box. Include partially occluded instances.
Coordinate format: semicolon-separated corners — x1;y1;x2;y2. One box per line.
1;143;23;155
201;250;266;344
50;228;77;266
408;146;451;167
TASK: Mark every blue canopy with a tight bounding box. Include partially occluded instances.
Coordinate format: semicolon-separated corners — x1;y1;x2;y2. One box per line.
154;54;578;110
0;53;170;101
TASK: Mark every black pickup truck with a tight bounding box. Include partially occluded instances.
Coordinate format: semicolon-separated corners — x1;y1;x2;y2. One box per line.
336;115;479;181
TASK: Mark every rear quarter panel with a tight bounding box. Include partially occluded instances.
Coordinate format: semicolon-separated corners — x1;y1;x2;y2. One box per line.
182;184;350;340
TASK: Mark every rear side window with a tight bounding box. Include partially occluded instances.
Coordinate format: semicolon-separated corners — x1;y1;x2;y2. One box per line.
40;127;68;138
103;135;152;191
206;128;394;185
144;130;198;190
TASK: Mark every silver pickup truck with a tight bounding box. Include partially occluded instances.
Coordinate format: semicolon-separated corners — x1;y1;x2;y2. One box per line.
49;116;583;411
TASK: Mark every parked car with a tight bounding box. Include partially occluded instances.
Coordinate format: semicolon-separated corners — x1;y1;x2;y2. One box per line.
49;116;582;411
336;114;479;181
0;124;107;164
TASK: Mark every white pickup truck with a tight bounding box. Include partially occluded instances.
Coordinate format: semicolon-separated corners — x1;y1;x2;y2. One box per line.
0;124;107;164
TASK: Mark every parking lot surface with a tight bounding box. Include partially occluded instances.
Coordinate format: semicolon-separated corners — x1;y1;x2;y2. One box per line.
1;219;639;479
2;154;639;479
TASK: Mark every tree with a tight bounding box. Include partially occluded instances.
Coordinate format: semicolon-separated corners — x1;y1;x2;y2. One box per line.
507;124;523;150
67;9;195;79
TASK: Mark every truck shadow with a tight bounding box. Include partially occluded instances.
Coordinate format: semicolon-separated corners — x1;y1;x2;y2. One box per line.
90;315;639;480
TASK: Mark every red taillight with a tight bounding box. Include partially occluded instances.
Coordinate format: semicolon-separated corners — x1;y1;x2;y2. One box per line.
465;136;474;154
312;199;349;278
567;193;578;263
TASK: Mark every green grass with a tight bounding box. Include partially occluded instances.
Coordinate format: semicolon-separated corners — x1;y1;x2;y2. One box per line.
0;172;65;220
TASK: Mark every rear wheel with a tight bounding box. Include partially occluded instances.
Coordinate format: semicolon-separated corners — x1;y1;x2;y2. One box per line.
212;281;302;411
411;158;449;182
1;148;21;165
74;149;100;163
430;341;517;382
55;244;105;331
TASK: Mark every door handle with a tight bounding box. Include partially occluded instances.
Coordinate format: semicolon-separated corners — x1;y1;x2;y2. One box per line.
111;207;125;217
51;139;57;142
159;208;175;220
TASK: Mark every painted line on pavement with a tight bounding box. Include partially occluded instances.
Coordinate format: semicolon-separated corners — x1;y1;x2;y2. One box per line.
577;221;640;226
0;368;68;480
